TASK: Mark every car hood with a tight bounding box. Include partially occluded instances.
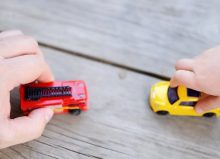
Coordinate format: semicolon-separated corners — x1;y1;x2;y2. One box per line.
151;81;169;104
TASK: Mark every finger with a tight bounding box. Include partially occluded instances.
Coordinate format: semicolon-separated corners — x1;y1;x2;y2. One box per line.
195;96;220;113
200;92;209;100
0;92;10;118
0;35;40;58
170;70;200;90
175;58;194;71
0;30;23;40
37;50;54;82
2;54;54;90
3;108;53;148
37;62;55;82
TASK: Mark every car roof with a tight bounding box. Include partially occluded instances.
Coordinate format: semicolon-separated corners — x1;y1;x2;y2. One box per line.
177;85;200;102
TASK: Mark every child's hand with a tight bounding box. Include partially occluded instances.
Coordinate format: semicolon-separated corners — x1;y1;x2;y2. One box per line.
170;46;220;113
0;30;54;149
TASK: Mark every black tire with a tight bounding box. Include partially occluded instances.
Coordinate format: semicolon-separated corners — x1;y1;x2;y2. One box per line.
69;109;81;116
156;111;169;115
203;113;215;118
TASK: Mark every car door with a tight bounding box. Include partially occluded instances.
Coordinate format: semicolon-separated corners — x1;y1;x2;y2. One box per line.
175;100;198;115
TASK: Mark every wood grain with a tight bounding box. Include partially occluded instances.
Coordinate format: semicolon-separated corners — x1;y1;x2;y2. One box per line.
1;0;220;77
1;47;220;159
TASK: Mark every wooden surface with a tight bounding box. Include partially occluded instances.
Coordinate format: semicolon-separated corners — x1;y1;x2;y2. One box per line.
1;0;220;159
1;0;220;77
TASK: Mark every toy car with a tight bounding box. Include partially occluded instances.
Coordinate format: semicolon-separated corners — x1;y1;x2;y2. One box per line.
150;81;220;117
20;80;88;115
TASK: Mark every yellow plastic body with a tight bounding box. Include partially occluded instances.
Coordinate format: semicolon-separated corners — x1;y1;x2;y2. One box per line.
53;106;80;113
150;81;220;116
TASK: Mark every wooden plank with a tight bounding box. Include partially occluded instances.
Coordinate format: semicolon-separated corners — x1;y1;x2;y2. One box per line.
1;0;220;77
2;46;220;159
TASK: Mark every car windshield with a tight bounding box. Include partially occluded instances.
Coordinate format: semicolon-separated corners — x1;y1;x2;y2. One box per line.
168;87;179;104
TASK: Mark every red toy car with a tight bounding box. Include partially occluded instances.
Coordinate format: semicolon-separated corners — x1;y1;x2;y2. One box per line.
20;80;88;115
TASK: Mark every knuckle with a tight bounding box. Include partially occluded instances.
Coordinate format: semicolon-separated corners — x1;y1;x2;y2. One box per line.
6;30;23;36
0;60;7;73
176;58;184;63
32;126;44;139
0;61;9;79
1;30;23;35
174;70;183;79
175;61;180;69
39;57;47;67
13;30;23;35
193;76;202;90
176;59;184;65
35;132;43;139
175;59;186;69
28;118;46;140
23;35;39;51
0;61;16;90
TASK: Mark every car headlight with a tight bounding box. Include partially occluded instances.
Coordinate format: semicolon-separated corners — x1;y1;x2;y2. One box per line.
154;101;165;107
151;91;156;99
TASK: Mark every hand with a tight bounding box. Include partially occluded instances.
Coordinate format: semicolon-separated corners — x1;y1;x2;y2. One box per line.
170;46;220;113
0;30;54;149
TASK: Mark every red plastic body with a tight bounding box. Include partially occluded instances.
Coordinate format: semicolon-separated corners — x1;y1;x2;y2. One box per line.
20;80;88;114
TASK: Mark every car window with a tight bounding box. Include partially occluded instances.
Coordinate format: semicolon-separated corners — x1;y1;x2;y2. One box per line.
168;87;179;104
187;88;200;97
24;86;72;101
180;101;197;107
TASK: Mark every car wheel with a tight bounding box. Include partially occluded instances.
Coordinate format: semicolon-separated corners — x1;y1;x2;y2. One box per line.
203;113;216;118
156;111;169;115
69;109;81;116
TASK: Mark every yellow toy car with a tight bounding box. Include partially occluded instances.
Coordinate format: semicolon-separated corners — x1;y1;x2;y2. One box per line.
150;81;220;117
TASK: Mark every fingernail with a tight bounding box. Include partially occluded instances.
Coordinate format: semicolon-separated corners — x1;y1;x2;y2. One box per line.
45;109;54;123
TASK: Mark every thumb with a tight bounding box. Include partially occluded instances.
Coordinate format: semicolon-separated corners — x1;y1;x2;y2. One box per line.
8;108;53;145
170;70;199;91
195;95;220;113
